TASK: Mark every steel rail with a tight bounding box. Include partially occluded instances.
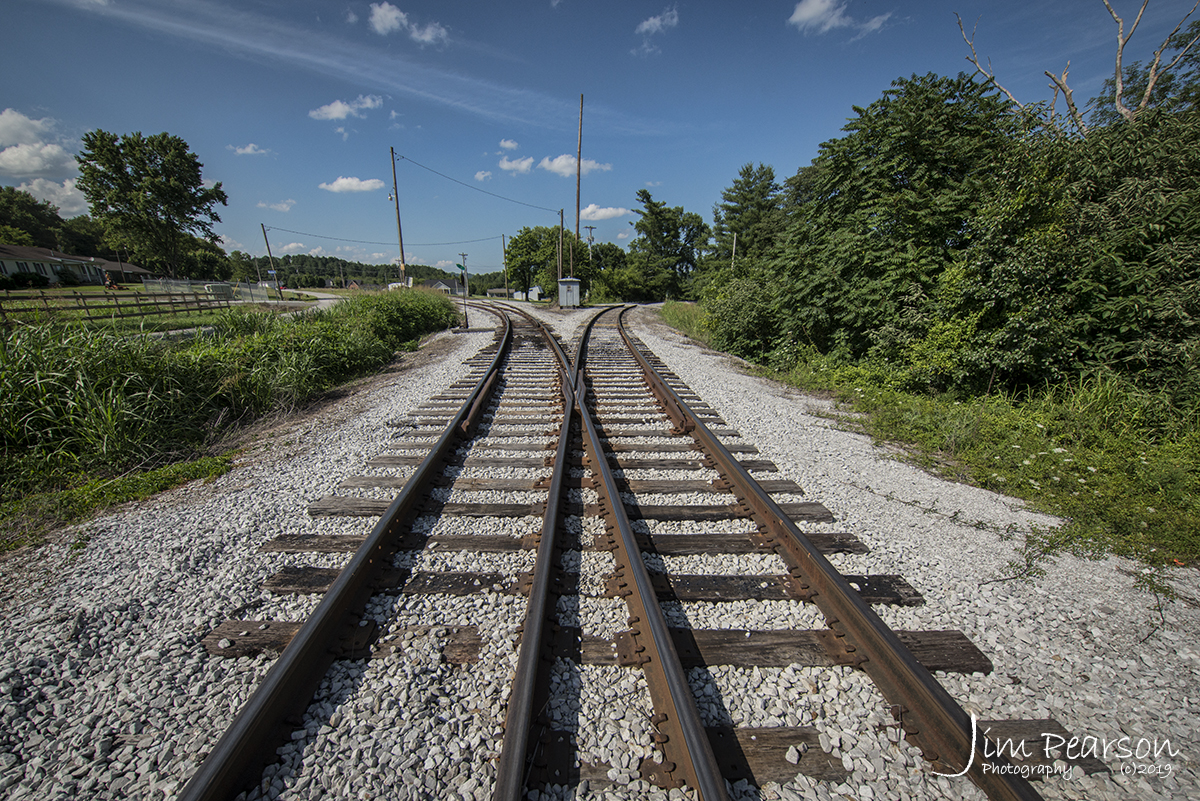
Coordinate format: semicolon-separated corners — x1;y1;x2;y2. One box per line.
575;306;731;801
178;311;514;801
492;307;587;799
615;307;1043;801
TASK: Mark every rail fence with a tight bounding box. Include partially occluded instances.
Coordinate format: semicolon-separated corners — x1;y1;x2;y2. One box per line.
0;290;232;327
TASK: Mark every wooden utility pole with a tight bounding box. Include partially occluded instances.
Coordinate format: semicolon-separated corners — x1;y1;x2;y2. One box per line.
502;234;509;298
573;93;583;278
261;223;281;300
390;147;407;283
458;253;469;329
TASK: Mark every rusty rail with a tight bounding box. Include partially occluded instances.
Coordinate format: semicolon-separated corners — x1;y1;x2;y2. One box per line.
575;306;731;801
614;307;1043;801
177;309;514;801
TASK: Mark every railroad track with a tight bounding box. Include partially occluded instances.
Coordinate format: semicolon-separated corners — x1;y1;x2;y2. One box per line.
180;303;1101;800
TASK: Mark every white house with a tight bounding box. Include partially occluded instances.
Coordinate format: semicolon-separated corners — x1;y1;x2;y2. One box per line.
0;245;111;285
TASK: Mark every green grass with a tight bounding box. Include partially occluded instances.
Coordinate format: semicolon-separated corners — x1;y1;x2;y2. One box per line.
0;455;235;552
762;356;1199;567
659;300;708;344
0;290;458;551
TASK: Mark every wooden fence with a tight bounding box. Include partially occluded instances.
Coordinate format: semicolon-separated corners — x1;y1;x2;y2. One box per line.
0;290;232;327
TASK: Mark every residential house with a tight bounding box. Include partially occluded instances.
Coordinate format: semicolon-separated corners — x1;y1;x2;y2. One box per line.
421;278;465;297
0;244;128;285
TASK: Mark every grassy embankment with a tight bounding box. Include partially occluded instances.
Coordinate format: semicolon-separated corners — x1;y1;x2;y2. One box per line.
659;301;1199;576
0;290;459;551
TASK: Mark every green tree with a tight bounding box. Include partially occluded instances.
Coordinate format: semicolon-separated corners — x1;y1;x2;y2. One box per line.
505;225;559;296
76;130;228;277
710;163;784;273
0;187;62;249
772;73;1018;360
626;189;709;301
0;225;35;247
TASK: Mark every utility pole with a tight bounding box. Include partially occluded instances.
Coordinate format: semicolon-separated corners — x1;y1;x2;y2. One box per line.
731;232;737;270
502;234;509;299
584;225;595;267
557;210;564;283
390;147;407;284
458;252;469;329
261;223;281;300
573;93;583;279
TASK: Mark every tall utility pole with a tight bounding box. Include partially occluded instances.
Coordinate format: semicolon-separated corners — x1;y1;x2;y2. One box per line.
557;210;564;282
458;252;469;329
389;147;407;284
501;234;509;299
573;93;583;279
260;223;281;300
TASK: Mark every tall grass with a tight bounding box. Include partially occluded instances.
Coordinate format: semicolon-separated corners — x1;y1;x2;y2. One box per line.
659;301;708;345
0;290;457;528
758;347;1199;566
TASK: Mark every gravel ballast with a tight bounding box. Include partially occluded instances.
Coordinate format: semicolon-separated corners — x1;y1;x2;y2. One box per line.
1;305;1196;801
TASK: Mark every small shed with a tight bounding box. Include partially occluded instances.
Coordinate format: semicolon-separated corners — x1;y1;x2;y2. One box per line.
558;278;581;308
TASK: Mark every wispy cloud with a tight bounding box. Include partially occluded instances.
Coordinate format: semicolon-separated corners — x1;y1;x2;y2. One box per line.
499;139;519;151
257;198;295;211
319;176;385;192
309;95;383;120
474;170;492;181
580;204;629;221
499;155;534;174
47;0;661;134
537;154;612;178
228;143;271;155
634;6;678;55
787;0;891;39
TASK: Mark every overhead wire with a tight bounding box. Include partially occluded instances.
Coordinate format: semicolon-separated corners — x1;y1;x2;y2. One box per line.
394;153;560;213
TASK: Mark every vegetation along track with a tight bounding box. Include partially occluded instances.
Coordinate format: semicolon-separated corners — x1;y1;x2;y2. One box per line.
180;303;1102;801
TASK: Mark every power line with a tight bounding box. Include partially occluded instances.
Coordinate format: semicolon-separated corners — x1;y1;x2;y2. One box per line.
263;226;502;247
395;153;560;213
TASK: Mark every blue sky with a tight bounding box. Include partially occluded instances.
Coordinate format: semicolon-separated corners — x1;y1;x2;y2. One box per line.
2;0;1195;275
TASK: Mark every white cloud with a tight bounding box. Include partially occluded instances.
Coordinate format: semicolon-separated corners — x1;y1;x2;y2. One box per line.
499;139;519;151
0;109;77;179
474;170;492;181
17;178;88;216
279;242;307;254
634;6;678;54
499;155;534;174
0;142;73;178
368;3;448;45
345;9;358;24
580;204;630;221
229;143;271;155
0;108;56;146
537;154;612;178
318;176;385;192
635;7;679;36
616;231;630;240
308;94;383;120
410;21;448;45
369;2;407;35
257;198;296;212
788;0;890;37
